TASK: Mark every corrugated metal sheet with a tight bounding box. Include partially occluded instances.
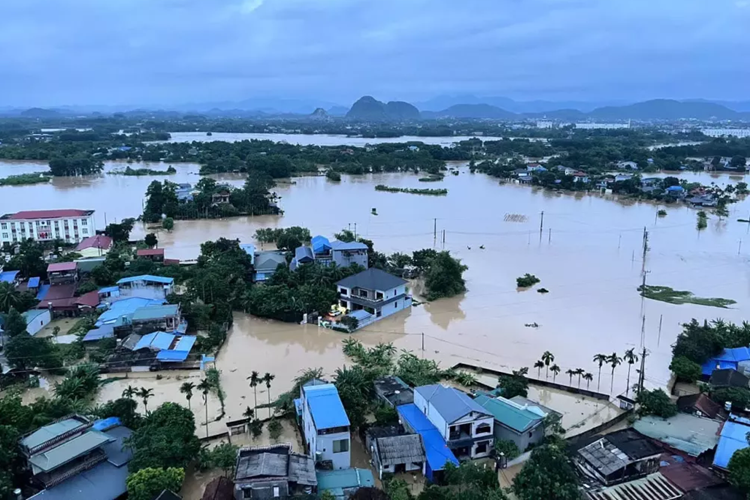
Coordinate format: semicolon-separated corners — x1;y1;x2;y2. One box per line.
303;384;350;430
586;472;683;500
116;275;174;285
397;404;458;473
714;418;750;469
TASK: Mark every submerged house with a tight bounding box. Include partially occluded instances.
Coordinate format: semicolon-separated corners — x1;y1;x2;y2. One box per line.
116;275;174;299
474;394;547;452
253;251;287;282
300;236;369;269
233;444;316;500
366;427;426;479
397;404;458;482
336;268;412;330
574;429;662;487
298;383;351;470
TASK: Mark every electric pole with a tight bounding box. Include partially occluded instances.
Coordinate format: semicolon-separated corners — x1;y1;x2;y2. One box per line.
540;211;544;236
433;218;437;240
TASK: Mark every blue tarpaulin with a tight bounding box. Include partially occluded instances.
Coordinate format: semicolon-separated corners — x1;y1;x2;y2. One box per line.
0;270;20;284
156;335;196;362
701;347;750;376
714;415;750;469
135;332;175;351
398;403;458;481
28;277;40;288
82;325;115;342
36;284;50;300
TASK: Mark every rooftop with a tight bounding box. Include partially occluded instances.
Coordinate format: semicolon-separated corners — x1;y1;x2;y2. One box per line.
316;469;374;496
415;384;490;424
47;262;77;273
710;369;749;389
336;268;406;291
0;270;20;283
474;394;543;433
116;275;174;285
633;414;721;457
677;393;723;419
1;209;93;220
75;235;113;251
28;277;41;288
714;415;750;469
397;404;458;472
374;376;414;407
235;444;316;486
131;304;180;321
137;248;165;257
701;347;750;375
585;472;683;500
303;383;350;430
96;297;163;326
28;430;112;473
375;434;425;466
135;332;177;351
20;416;90;453
331;240;368;251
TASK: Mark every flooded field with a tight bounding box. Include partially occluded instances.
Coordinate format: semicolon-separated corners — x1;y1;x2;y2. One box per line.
3;159;750;434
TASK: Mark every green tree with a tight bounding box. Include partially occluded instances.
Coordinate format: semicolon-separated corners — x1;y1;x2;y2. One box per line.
248;371;260;410
494;439;521;460
126;467;184;500
498;368;529;399
623;348;639;393
180;382;195;411
712;387;750;412
162;217;174;232
4;335;62;370
127;403;201;472
94;397;141;430
729;446;750;494
583;372;594;389
424;251;467;300
137;387;154;413
104;218;136;243
513;443;581;500
268;418;282;441
144;233;158;248
550;364;561;382
593;353;608;390
636;388;678;418
533;360;544;378
541;351;555;378
4;239;46;278
123;385;137;400
198;378;211;438
1;308;28;337
0;283;38;314
198;443;239;476
669;356;701;383
263;373;276;417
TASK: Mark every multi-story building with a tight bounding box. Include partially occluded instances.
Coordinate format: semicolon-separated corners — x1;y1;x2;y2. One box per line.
298;383;351;470
0;209;95;245
336;268;412;329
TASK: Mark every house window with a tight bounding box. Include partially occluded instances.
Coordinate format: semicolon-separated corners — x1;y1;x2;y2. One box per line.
376;310;382;318
1;233;6;239
81;219;87;226
475;441;488;454
394;302;398;308
358;289;368;298
0;223;6;230
273;487;280;498
476;423;491;435
333;439;349;453
376;292;383;300
339;288;348;295
528;431;533;438
340;300;347;308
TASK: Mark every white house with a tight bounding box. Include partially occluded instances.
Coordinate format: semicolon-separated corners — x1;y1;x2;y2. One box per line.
22;309;51;336
336;268;412;330
413;384;494;460
0;209;95;245
300;383;351;470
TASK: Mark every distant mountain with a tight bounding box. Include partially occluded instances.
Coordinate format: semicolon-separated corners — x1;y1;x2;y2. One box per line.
588;99;738;121
346;96;420;120
327;106;349;117
21;107;62;118
309;108;330;120
415;94;627;113
433;104;516;120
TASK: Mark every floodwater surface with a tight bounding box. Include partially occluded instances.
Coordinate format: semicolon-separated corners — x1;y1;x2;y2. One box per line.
3;160;750;431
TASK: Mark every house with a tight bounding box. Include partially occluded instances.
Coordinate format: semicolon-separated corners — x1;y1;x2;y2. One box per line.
367;430;425;479
82;324;115;345
331;240;369;269
413;384;494;460
474;394;546;452
702;347;750;376
23;309;51;336
21;415;132;500
666;185;686;198
658;452;725;497
556;165;577;176
253;251;287;282
710;369;749;389
713;415;750;471
633;414;721;457
136;248;165;262
202;476;234;500
336;268;412;330
212;189;231;205
676;393;724;420
233;444;316;500
374;376;414;407
47;262;78;285
397;404;458;482
75;235;113;258
583;473;683;500
127;304;183;335
575;428;662;487
687;195;718;207
617;161;639;170
573;172;590;183
516;173;533;184
316;469;375;500
290;246;314;270
642;177;661;187
239;244;256;265
116;275;174;299
35;285;100;317
526;163;546;172
299;383;351;469
614;174;633;182
176;183;194;202
95;297;165;327
134;331;197;363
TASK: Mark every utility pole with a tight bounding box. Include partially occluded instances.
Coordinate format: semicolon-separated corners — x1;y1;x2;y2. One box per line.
739;240;743;255
539;211;544;236
354;222;357;240
637;345;648;395
548;228;551;244
657;314;663;347
421;332;425;358
433;218;437;240
442;230;445;244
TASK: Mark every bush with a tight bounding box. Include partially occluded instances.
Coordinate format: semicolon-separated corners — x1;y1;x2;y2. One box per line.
636;388;678;418
339;315;359;331
268;418;282;441
669;356;701;383
126;467;184;500
516;274;540;288
494;439;521;460
326;170;341;181
712;387;750;412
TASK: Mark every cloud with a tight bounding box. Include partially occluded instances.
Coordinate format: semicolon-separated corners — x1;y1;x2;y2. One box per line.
0;0;747;106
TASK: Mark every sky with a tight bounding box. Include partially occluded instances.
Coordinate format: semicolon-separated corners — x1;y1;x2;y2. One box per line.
1;0;749;107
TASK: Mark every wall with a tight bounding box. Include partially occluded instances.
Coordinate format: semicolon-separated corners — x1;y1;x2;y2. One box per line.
25;310;51;336
316;430;351;470
333;250;368;269
378;296;412;320
494;421;543;452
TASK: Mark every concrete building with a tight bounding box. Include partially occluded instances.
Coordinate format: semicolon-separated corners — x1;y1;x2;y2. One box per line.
115;275;174;299
413;384;494;460
316;469;375;500
336;268;412;330
23;309;51;336
366;428;425;479
0;209;95;245
299;383;351;469
574;429;663;487
47;262;78;285
474;394;547;452
75;235;112;258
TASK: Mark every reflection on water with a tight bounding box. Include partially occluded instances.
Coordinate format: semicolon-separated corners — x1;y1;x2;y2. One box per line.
3;160;750;412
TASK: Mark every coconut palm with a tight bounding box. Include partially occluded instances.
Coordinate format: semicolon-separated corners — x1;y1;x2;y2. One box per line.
623;348;639;395
180;382;196;411
565;369;576;385
137;387;154;413
243;406;254;421
263;373;276;418
593;353;609;390
534;360;544;378
247;371;260;410
197;379;211;438
541;351;555;378
583;372;594;389
574;368;586;387
608;353;623;392
550;364;561;382
122;385;137;400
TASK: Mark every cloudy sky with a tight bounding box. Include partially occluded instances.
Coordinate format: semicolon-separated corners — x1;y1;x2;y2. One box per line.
1;0;748;107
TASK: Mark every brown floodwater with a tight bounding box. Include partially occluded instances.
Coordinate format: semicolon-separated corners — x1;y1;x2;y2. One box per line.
3;159;750;430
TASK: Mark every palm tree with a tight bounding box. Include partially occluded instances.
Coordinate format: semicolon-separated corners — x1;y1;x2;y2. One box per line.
248;371;260;410
263;373;276;418
608;353;623;392
197;379;211;438
0;283;22;313
122;385;137;399
550;364;561;382
243;406;254;421
565;369;576;385
541;351;555;378
583;372;594;389
623;348;639;395
137;387;154;413
180;382;196;411
574;368;585;387
593;354;609;390
534;360;544;378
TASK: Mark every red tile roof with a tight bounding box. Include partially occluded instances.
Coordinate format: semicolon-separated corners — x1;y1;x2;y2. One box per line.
2;209;93;220
76;235;113;251
137;248;165;256
47;262;77;272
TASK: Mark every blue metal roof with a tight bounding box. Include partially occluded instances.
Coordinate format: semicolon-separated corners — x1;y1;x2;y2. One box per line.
36;284;51;300
667;185;685;192
317;469;374;497
0;270;20;283
82;325;115;342
397;404;458;472
28;277;40;288
96;297;163;326
135;332;175;351
116;275;174;285
312;235;332;254
174;335;196;352
92;417;121;432
331;240;368;251
304;384;350;430
714;417;750;469
348;310;372;321
701;347;750;376
295;246;314;263
98;286;119;294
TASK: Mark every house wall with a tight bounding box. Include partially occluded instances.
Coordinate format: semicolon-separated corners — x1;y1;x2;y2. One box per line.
25;310;51;336
450;413;495;459
315;430;351;470
493;421;544;452
0;214;95;245
333;250;368;269
414;392;449;440
377;296;412;320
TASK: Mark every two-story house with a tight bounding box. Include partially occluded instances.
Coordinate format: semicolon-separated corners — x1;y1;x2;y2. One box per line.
474;394;548;452
336;268;412;330
299;383;351;470
413;384;494;460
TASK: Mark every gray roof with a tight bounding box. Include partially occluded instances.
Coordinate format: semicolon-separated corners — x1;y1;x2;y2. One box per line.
375;434;425;466
336;268;406;291
374;376;414;407
415;384;491;424
331;240;368;251
28;430;112;473
237;452;288;479
20;416;90;452
235;445;316;487
578;437;631;477
121;333;143;351
634;414;721;457
294;246;314;262
287;453;317;486
255;252;287;272
131;304;179;321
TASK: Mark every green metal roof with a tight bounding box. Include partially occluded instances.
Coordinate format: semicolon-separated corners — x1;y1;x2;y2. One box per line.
131;304;179;322
28;430;112;472
316;468;374;493
474;394;543;433
21;417;88;451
